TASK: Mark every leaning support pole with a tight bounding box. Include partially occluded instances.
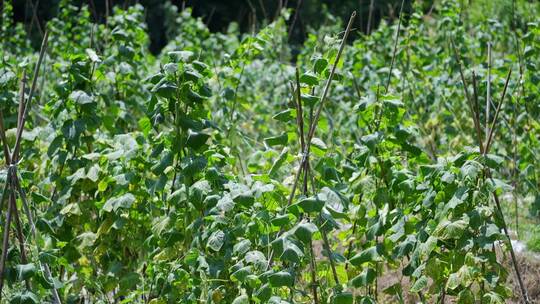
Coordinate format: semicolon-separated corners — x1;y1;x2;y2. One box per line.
453;45;530;302
0;29;62;303
266;11;357;271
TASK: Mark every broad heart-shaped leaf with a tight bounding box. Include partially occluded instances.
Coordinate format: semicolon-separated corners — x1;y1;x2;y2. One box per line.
349;245;382;266
151;78;177;99
447;265;475;290
351;267;376;287
269;148;289;177
310;137;327;152
264;133;288;146
271;214;291;227
482;292;505;304
60;203;81;216
301;93;319;107
85;48;101;62
300;72;319;85
245;250;267;271
186;129;210;149
458;289;475;304
293;222;318;243
332;292;353;304
0;68;16;87
11;291;39;304
232;192;255;207
272;109;295;122
435;218;469;240
230;266;252;283
16;263;36;282
295;196;325;214
410;275;428;293
232;294;249;304
313;57;328;74
268;271;294;287
233;239;252;255
102;193;135;213
254;283;272;302
280;239;304;263
69;90;93;104
207;230;225;252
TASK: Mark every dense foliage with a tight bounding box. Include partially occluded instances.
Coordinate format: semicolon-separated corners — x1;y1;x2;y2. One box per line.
0;0;539;303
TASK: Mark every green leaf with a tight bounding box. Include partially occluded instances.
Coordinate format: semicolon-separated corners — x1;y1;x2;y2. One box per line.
351;268;376;287
295;196;325;214
436;218;468;240
245;250;267;271
233;239;252;255
271;214;291;227
332;292;353;304
280;240;303;263
102;193;135;212
313;57;328;74
16;263;36;282
184;70;203;82
11;291;39;304
446;272;460;290
233;192;255;207
85;48;101;62
0;68;15;87
458;289;475;304
294;222;318;243
301;93;318;107
349;245;382;266
254;283;271;301
410;276;428;293
269;148;289;177
300;72;319;85
232;295;249;304
268;271;294;287
207;230;225;251
231;266;252;283
138;117;152;136
482;292;504;304
264;133;288;146
186;129;210;149
272;109;295;122
311;137;327;151
60;203;81;216
69;90;93;104
152;79;177;99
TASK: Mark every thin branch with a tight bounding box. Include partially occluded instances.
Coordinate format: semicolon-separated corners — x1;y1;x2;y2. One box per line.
0;188;13;302
486;42;492;138
266;11;356;270
484;69;512;154
288;0;303;38
471;70;483;145
13;30;49;161
451;39;484;153
385;0;405;92
367;0;375;35
491;190;530;303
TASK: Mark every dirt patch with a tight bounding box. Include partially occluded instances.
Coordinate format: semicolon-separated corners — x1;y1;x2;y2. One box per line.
506;252;540;303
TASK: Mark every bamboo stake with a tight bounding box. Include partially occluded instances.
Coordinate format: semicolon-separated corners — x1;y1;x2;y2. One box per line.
486;42;492;138
266;11;356;271
451;40;484;153
291;72;319;304
385;0;405;92
464;65;529;303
